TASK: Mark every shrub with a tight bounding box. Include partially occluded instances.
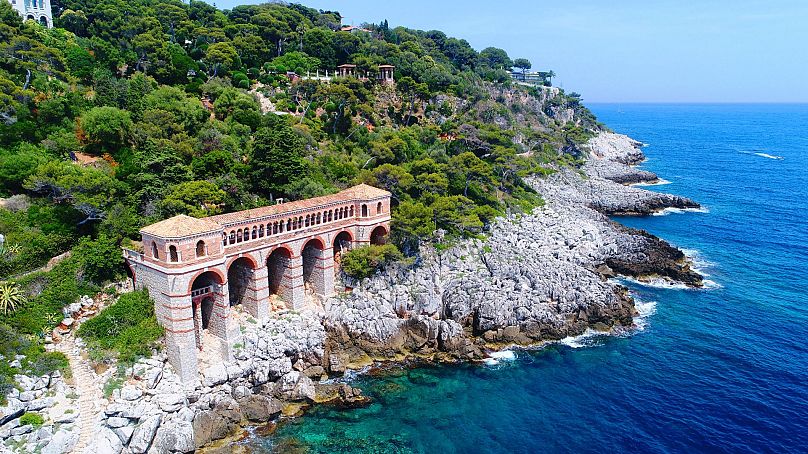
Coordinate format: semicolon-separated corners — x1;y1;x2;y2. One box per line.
341;244;403;280
19;412;44;427
25;351;70;378
73;234;124;284
78;289;163;363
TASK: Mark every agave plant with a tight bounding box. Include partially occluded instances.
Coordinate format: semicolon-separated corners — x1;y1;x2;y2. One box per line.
0;281;27;315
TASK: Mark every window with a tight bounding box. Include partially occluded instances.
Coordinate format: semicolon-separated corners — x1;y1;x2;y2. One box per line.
252;226;257;239
169;245;179;263
350;206;355;217
361;205;368;217
236;230;243;243
229;231;236;244
152;242;159;259
222;233;227;247
305;215;310;227
377;202;383;214
259;225;264;238
196;241;206;257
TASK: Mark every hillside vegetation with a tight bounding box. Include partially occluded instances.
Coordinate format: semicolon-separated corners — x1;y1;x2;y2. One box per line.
0;1;600;371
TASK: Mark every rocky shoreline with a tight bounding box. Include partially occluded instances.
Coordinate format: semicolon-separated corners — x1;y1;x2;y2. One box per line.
0;131;704;454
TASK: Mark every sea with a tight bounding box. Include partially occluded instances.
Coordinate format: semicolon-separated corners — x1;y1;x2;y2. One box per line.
246;104;808;453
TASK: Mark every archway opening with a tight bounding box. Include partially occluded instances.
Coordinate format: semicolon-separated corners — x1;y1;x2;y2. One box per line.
370;226;388;245
333;231;353;257
196;240;206;257
228;257;255;307
302;238;327;296
39;16;48;27
191;271;223;347
267;247;292;297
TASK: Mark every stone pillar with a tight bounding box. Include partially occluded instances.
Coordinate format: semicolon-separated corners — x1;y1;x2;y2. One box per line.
282;254;305;310
162;294;199;384
248;264;270;319
308;246;335;297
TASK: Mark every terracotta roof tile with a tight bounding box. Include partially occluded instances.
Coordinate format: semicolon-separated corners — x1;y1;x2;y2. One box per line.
140;214;221;238
204;184;390;226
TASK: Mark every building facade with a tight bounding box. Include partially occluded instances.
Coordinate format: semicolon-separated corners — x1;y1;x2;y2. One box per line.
124;184;392;383
7;0;53;27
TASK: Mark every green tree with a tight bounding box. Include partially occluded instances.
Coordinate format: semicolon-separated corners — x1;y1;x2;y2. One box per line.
205;42;239;77
249;124;307;197
79;106;132;154
161;180;226;217
512;58;531;74
74;234;124;283
391;201;435;255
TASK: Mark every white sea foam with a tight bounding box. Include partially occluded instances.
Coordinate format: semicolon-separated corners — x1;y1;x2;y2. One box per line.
619;276;691;289
483;350;517;366
558;329;603;349
630;299;658;332
631;178;672;187
651;206;709;216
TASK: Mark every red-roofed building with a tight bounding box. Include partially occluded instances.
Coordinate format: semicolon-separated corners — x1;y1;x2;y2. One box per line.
123;184;391;382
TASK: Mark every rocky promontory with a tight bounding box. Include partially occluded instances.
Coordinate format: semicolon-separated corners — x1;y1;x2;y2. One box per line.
0;131;704;454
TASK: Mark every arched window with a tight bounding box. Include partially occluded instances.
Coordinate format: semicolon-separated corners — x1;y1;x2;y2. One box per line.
377;202;383;214
237;230;243;243
169;245;179;263
317;213;322;224
305;215;310;227
252;226;257;239
350;206;355;217
152;242;159;259
287;219;291;231
222;233;227;247
259;225;264;238
362;204;368;217
229;230;236;244
196;240;206;257
328;210;333;222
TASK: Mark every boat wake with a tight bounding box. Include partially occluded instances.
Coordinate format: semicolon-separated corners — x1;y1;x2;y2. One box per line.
738;150;784;160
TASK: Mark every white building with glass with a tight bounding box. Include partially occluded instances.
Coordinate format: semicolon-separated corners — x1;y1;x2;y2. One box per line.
7;0;53;28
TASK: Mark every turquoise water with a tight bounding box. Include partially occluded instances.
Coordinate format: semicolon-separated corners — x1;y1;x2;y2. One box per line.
251;104;808;453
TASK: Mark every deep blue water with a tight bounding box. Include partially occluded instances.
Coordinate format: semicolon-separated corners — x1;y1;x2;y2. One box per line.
253;104;808;453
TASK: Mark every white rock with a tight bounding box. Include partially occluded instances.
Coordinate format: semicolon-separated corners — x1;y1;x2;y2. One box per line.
202;364;228;387
42;428;79;454
156;393;185;412
128;414;161;454
120;385;142;401
83;427;122;454
152;420;194;453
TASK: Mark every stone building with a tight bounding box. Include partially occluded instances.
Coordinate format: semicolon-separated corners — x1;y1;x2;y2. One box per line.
124;184;392;383
6;0;52;27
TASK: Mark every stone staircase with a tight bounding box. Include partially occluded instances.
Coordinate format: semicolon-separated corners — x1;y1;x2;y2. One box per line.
55;336;103;453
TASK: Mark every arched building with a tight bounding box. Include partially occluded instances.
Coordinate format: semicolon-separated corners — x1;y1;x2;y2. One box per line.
124;184;391;382
7;0;53;28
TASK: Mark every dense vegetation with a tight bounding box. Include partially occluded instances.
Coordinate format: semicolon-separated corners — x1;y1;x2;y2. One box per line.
0;1;599;370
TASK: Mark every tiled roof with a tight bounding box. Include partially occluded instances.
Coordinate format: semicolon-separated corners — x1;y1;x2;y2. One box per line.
204;184;390;226
140;214;222;238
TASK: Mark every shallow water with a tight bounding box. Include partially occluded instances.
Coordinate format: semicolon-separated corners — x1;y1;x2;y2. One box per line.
247;104;808;453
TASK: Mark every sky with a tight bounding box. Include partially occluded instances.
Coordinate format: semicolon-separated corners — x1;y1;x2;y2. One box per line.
209;0;808;103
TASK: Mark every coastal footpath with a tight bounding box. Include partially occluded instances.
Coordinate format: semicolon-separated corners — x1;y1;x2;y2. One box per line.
0;132;703;454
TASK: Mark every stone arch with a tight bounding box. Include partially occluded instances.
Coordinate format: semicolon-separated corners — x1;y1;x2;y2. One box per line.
39;16;48;27
228;257;255;307
169;245;179;262
302;238;331;296
26;15;34;21
190;270;225;342
333;231;353;256
267;246;293;296
196;240;206;257
370;225;389;245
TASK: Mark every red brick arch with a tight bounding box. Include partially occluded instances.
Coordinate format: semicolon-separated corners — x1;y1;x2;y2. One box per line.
299;236;326;255
186;268;226;293
225;254;258;270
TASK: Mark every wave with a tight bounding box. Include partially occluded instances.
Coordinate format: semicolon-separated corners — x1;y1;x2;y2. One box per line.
558;329;604;349
483;350;517;366
651;206;709;216
631;178;671;187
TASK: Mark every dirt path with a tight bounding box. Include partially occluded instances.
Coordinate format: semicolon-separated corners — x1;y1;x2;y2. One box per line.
55;336;103;453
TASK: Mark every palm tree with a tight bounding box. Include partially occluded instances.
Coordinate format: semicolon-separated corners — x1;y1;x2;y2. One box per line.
0;281;26;315
546;70;556;86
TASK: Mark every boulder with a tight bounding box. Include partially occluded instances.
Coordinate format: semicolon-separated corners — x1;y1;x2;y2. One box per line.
157;393;185;412
152;420;194;453
238;394;282;422
83;427;122;454
120;385;143;401
128;414;160;454
202;364;228;387
41;428;79;454
273;371;315;402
